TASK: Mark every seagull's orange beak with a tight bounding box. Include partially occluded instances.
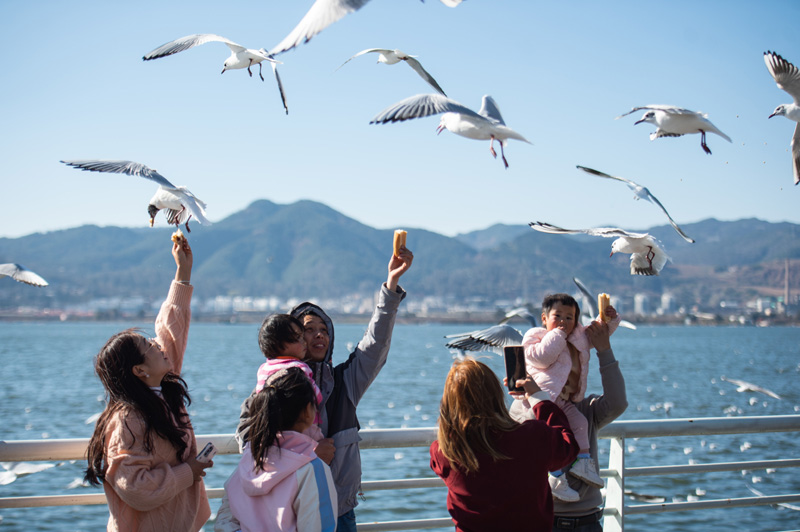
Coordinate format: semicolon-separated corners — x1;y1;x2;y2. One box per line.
436;124;445;135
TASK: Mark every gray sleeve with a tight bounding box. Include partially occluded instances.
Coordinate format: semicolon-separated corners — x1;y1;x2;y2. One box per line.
214;488;241;532
340;283;406;406
591;348;628;429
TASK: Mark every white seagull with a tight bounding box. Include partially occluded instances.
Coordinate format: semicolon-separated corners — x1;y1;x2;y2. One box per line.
61;160;211;232
0;264;49;287
530;222;670;276
337;48;446;96
445;307;537;356
142;34;288;114
720;376;781;400
270;0;462;56
576;166;695;243
370;94;531;168
763;51;800;185
616;105;731;154
572;277;637;330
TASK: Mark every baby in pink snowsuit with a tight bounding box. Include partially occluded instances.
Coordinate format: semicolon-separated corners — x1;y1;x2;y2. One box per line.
523;293;620;501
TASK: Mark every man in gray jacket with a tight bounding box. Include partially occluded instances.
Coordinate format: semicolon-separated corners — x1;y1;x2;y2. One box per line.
510;319;627;531
217;245;413;532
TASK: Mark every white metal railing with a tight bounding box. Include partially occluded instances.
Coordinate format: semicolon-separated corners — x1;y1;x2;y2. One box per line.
1;416;799;531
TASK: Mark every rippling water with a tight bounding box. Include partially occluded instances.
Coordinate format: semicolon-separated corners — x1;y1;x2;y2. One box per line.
1;321;799;530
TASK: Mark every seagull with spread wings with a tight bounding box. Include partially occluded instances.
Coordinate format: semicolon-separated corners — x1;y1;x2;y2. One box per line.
61;160;210;232
142;34;288;114
337;48;446;96
576;166;695;243
444;307;537;356
617;105;731;154
370;94;531;168
764;51;800;185
0;264;49;287
530;222;669;276
720;376;781;400
269;0;462;56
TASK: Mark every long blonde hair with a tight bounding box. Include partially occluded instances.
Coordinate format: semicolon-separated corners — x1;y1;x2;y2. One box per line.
436;357;518;473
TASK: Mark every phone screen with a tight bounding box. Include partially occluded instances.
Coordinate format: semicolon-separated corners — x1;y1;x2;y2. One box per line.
503;345;525;392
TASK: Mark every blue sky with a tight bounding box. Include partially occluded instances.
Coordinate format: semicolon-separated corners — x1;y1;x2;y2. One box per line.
1;0;798;240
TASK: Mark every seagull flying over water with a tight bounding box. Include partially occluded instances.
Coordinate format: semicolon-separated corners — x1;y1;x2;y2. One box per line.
720;376;781;400
61;160;210;232
269;0;462;56
337;48;446;96
370;94;531;168
617;105;731;154
576;166;695;243
572;277;637;330
445;307;537;356
0;264;49;287
763;51;800;185
142;34;288;114
530;222;669;276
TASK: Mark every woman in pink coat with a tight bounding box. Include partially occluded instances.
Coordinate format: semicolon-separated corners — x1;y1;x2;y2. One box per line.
517;293;620;502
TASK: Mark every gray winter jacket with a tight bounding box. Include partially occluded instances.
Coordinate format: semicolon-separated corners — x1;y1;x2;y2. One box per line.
235;283;406;517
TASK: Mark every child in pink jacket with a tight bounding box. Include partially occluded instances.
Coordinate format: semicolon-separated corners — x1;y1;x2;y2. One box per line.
225;367;338;532
522;293;620;502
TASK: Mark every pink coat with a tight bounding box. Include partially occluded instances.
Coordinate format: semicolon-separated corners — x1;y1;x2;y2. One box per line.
523;315;620;403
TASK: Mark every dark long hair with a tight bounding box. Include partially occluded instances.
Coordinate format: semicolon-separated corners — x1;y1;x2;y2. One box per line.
241;367;316;471
84;328;192;485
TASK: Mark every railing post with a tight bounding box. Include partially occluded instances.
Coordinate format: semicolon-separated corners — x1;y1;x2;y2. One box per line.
604;435;625;532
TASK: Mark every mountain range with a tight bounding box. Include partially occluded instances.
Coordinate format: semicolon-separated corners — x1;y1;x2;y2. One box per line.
1;199;799;311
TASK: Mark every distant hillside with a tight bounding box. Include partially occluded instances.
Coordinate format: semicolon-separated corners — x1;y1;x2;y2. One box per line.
1;200;798;310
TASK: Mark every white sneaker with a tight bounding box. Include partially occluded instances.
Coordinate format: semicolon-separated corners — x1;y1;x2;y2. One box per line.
549;474;579;502
568;457;604;488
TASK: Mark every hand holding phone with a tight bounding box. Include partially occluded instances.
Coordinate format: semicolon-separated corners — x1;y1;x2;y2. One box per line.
196;442;217;463
503;345;526;393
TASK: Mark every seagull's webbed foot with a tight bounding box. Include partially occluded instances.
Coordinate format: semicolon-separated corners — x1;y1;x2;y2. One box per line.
184;214;193;233
646;245;655;266
489;136;497;159
500;142;509;169
700;130;712;155
258;62;265;82
247;59;254;78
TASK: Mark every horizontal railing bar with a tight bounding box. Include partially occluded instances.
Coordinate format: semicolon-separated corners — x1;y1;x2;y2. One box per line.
626;494;800;515
362;478;445;491
356;517;454;531
624;458;800;477
599;415;800;439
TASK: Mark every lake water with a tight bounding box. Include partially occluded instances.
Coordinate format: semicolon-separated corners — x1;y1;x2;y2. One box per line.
1;321;799;530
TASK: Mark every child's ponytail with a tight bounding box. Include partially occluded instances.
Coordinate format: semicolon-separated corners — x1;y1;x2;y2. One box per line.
243;367;316;471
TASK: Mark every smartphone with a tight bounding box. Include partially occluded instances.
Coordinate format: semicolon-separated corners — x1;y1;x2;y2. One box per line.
503;345;526;393
196;442;217;463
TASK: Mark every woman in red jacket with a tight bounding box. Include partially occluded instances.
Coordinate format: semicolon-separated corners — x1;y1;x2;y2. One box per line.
430;358;578;532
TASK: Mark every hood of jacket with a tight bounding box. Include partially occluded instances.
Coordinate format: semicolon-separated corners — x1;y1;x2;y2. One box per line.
237;431;318;497
290;301;335;435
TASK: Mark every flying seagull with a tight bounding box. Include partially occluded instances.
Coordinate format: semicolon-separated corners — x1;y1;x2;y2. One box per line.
720;376;781;400
616;105;731;154
142;34;288;114
0;264;49;287
370;93;531;168
445;307;537;356
61;160;210;232
270;0;462;56
572;277;637;330
576;166;695;243
763;51;800;185
530;222;669;276
337;48;446;96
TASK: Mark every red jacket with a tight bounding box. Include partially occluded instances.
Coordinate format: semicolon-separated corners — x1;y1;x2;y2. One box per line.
430;401;578;532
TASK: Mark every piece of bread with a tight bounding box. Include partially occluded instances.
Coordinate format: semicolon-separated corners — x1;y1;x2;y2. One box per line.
393;230;407;257
171;228;185;244
598;293;611;322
